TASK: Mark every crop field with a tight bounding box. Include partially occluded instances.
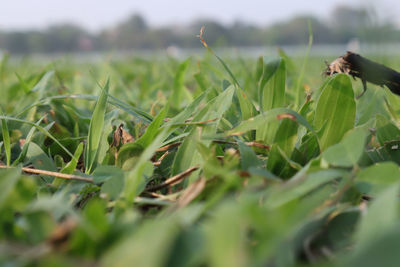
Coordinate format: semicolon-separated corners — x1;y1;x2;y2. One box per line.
1;44;400;267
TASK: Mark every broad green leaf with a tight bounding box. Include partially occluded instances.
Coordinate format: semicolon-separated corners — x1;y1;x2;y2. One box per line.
344;224;400;267
257;58;286;143
94;165;125;199
236;87;255;121
102;218;179;267
206;202;248;267
314;74;356;150
26;142;57;172
102;176;125;200
85;79;110;174
375;114;400;145
171;129;200;177
351;183;400;259
266;168;345;208
322;127;368;167
0;167;21;208
273;118;298;156
93;165;124;183
259;58;286;112
238;140;262;171
355;162;400;196
82;199;109;236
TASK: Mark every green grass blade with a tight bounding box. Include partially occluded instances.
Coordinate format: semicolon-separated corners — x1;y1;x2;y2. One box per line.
15;94;153;123
169;58;191;110
227;107;315;137
85;79;110;174
1;116;11;166
0;115;75;160
12;115;46;166
294;20;313;109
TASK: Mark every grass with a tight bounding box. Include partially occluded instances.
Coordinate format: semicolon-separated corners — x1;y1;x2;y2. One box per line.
1;46;400;267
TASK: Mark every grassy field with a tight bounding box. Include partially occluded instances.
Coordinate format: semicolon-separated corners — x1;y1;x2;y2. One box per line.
1;46;400;267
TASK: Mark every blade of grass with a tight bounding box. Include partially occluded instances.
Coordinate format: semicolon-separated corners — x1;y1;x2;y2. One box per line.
85;79;110;174
12;115;46;166
294;20;313;109
15;94;153;123
197;26;241;89
0;115;75;160
1;113;11;166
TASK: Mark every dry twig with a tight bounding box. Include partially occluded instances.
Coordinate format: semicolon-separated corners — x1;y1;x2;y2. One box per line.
0;165;93;183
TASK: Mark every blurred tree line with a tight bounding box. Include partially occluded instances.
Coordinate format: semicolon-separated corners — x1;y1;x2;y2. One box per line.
0;5;399;54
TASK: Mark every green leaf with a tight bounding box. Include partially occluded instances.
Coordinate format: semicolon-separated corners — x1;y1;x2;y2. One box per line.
169;58;191;110
273;118;298;156
375;114;400;145
259;58;286;112
136;107;167;148
355;183;399;247
314;74;356;151
257;58;286;144
355;162;400;196
266;168;345;208
294;21;313;109
61;142;84;174
122;127;171;203
0;117;74;161
238;140;262;171
31;70;55;95
93;165;124;184
85;79;110;174
322;127;368;167
102;176;125;200
0;167;21;209
236;87;255;121
171;86;234;177
102;218;179;267
228;108;315;137
206;202;248;267
1;115;11;166
12;115;46;166
165;90;208;126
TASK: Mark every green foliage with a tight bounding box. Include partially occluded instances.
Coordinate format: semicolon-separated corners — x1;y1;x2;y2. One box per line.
314;74;356;150
85;79;110;174
1;50;400;267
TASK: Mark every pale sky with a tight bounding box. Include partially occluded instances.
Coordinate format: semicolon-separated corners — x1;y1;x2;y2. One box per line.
0;0;398;32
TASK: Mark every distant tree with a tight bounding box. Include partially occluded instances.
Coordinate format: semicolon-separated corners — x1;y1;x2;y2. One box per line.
42;24;90;52
120;14;148;33
329;5;370;42
229;20;264;46
107;14;151;49
266;16;333;45
3;32;34;53
0;6;399;54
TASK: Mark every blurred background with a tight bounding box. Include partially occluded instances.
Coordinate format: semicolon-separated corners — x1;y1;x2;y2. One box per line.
0;0;399;58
